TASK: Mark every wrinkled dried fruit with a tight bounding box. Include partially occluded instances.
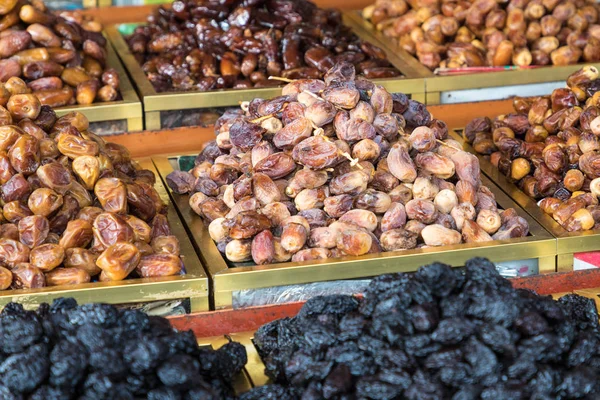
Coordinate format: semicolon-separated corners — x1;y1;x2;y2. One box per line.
421;224;462;246
136;253;181;277
29;243;64;271
96;242;140;281
171;61;527;266
336;226;372;256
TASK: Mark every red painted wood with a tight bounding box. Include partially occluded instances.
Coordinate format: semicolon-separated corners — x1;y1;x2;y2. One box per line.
169;302;304;337
511;268;600;295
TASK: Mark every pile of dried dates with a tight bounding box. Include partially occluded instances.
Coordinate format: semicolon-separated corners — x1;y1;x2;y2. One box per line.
0;90;183;291
0;2;120;107
126;0;400;92
241;258;600;399
0;298;246;398
364;0;600;69
466;66;600;232
167;62;529;266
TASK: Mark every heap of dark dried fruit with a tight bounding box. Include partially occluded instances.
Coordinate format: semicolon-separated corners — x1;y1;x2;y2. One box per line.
167;62;529;266
0;2;120;107
241;257;600;399
0;298;247;398
466;66;600;232
0;90;183;291
364;0;600;70
126;0;400;93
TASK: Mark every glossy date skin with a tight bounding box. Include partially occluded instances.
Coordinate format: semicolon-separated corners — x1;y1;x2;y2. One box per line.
168;61;527;266
0;98;183;290
466;67;600;231
0;5;118;106
127;0;400;93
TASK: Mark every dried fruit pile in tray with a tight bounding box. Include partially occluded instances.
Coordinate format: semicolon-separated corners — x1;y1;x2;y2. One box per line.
167;62;529;266
241;258;600;399
363;0;600;70
0;298;246;398
0;4;120;107
466;66;600;232
126;0;400;93
0;90;183;290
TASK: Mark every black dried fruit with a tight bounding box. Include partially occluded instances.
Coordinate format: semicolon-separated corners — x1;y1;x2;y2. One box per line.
243;257;600;399
0;299;246;397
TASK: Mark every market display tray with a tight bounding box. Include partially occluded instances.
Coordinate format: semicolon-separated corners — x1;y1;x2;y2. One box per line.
106;21;426;131
0;159;210;312
55;35;143;135
153;155;557;310
451;129;600;273
342;11;600;106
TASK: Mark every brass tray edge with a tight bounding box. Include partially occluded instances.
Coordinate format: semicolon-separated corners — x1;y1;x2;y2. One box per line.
343;11;600;93
449;129;600;255
140;78;425;111
153;154;557;295
153;157;229;281
0;159;209;310
53;32;142;122
106;25;157;101
342;10;433;79
428;64;600;92
108;23;424;113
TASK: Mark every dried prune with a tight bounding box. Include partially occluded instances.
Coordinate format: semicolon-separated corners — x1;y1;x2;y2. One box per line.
246;258;600;398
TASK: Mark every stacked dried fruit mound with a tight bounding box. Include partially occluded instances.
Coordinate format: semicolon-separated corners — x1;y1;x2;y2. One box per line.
0;298;246;398
364;0;600;69
0;91;183;290
0;3;120;106
127;0;400;92
466;66;600;232
167;62;529;266
239;258;600;399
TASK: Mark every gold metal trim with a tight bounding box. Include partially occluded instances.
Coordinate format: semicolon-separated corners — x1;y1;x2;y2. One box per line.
0;159;209;311
342;11;432;79
343;11;600;99
450;129;600;273
53;33;142;126
426;64;600;93
154;155;557;309
82;0;97;8
106;23;425;121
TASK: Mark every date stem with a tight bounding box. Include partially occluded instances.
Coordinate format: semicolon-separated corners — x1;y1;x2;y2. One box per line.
268;76;295;83
250;114;276;124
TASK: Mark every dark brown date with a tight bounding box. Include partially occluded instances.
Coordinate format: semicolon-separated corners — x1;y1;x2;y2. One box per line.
127;1;400;93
